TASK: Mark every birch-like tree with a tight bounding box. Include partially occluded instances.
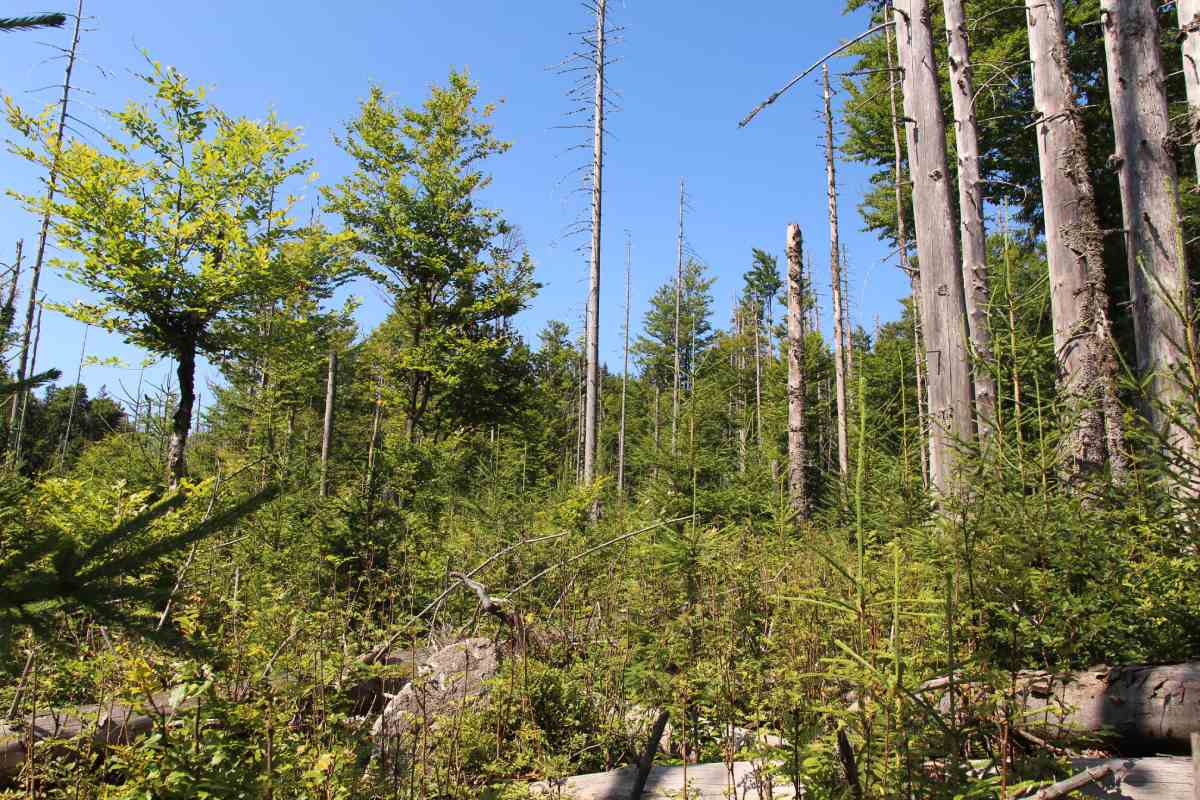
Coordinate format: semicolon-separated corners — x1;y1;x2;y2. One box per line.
9;63;307;486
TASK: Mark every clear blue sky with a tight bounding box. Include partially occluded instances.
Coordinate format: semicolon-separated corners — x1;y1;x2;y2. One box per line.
0;0;907;410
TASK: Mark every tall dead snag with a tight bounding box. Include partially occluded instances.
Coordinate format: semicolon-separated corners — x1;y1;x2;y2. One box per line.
823;66;850;484
943;0;996;444
8;0;83;457
894;0;975;494
885;16;930;490
319;350;337;498
1101;0;1197;480
581;0;607;487
1025;0;1128;479
672;177;684;457
787;224;809;520
618;232;630;499
1180;0;1200;181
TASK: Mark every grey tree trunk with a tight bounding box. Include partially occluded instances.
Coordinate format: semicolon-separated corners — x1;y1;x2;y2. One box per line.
786;224;809;520
618;233;630;499
10;301;43;468
319;350;338;498
164;344;196;489
943;0;996;444
753;297;763;447
1025;0;1128;479
1101;0;1197;481
2;240;22;429
672;177;684;457
581;0;606;487
894;0;976;494
885;17;930;490
8;0;82;448
823;66;850;483
1181;0;1200;182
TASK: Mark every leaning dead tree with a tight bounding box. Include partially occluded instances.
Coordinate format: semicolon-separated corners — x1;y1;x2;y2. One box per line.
1101;0;1198;487
1024;0;1127;479
581;0;607;488
823;65;850;484
617;232;631;498
7;0;84;464
786;224;809;520
943;0;995;445
894;0;975;495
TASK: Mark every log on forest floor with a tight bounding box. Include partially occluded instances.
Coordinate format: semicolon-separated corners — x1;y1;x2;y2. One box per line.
529;761;797;799
1068;757;1194;799
925;662;1200;753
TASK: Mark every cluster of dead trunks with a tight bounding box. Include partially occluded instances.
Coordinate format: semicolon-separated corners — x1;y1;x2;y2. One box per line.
3;587;1198;798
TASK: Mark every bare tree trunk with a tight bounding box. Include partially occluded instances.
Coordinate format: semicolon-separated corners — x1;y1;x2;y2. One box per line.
787;224;809;521
895;0;976;495
672;177;684;457
2;240;22;429
11;300;43;469
319;350;337;498
823;66;851;484
1002;201;1027;481
582;0;606;488
1181;0;1200;182
1026;0;1129;481
165;344;197;488
1101;0;1196;481
944;0;996;444
8;0;83;451
885;16;930;490
364;373;383;514
753;298;763;447
618;233;630;499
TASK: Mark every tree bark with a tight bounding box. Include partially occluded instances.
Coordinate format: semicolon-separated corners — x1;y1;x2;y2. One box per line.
582;0;605;487
943;0;996;444
885;16;930;490
319;350;337;498
786;224;809;521
1101;0;1197;484
824;66;851;484
1181;0;1200;183
894;0;976;495
165;344;196;488
1026;0;1128;480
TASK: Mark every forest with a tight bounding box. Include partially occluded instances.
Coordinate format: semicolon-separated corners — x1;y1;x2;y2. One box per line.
1;0;1199;798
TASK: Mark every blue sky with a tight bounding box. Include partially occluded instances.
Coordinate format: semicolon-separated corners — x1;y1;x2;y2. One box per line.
0;0;907;410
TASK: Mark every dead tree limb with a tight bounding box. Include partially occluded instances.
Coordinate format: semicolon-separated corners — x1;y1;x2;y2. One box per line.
739;21;893;128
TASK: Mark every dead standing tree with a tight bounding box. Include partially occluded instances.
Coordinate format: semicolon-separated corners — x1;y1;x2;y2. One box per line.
1024;0;1128;479
787;224;809;521
7;0;84;465
1100;0;1198;488
823;66;851;486
943;0;996;444
894;0;975;495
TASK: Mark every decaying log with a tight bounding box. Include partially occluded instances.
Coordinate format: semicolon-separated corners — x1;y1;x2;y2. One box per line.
923;663;1200;753
371;638;498;740
0;688;192;774
1028;763;1111;799
1069;756;1194;799
531;761;796;800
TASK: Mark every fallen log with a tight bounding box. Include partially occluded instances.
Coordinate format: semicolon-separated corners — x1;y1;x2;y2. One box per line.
924;662;1200;754
0;688;192;774
530;761;796;800
1068;756;1194;799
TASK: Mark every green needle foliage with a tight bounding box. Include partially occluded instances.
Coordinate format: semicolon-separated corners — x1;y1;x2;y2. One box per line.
0;13;66;33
